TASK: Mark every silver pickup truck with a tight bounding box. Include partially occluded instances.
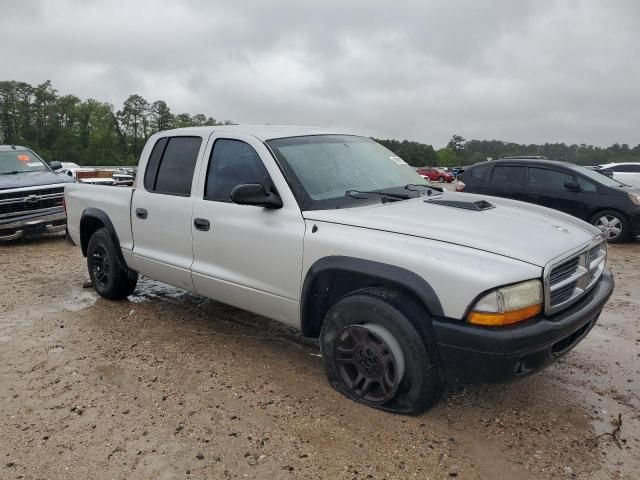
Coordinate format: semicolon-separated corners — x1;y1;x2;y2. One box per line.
65;126;614;413
1;145;74;241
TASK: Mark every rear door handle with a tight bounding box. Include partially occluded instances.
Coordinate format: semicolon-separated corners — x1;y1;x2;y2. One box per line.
135;208;148;219
193;218;210;231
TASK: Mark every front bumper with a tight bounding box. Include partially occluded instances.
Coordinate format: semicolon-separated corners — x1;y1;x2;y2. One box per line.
432;268;614;384
0;209;67;241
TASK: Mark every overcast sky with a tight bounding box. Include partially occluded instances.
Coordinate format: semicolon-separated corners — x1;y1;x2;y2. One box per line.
1;0;639;147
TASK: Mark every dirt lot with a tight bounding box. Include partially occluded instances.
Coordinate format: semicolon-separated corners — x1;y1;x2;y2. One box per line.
1;235;638;480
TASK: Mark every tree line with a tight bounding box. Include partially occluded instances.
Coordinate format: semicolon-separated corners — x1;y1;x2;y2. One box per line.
0;80;232;166
1;80;638;168
376;133;640;168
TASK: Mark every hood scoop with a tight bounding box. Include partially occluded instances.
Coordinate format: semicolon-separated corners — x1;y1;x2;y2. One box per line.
424;198;495;211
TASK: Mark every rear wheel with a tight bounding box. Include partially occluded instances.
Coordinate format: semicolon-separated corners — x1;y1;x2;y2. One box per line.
591;210;629;243
438;176;445;183
87;228;138;299
320;288;443;414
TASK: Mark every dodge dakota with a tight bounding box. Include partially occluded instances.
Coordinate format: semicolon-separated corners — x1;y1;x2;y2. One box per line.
65;126;614;413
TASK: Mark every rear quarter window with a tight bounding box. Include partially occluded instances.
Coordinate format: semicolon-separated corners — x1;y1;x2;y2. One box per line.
463;163;490;182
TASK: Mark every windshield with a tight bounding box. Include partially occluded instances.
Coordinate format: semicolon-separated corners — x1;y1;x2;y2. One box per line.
0;150;48;174
571;164;627;187
267;135;428;208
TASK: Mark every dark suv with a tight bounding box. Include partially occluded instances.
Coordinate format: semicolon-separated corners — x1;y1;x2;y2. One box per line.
457;158;640;243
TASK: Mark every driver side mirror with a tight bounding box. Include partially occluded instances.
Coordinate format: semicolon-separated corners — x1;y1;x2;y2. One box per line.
230;183;283;209
564;180;580;192
50;161;62;171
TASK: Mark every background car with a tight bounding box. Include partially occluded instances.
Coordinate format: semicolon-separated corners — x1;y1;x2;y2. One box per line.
450;166;466;178
58;167;117;185
595;162;640;187
416;167;454;183
0;145;73;240
457;158;640;243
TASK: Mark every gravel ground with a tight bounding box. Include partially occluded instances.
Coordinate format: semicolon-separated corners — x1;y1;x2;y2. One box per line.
0;234;638;479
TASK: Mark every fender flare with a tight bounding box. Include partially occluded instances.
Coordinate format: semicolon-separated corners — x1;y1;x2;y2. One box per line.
79;208;127;268
300;256;444;337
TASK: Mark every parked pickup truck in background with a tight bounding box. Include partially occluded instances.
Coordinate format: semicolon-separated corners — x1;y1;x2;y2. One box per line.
65;126;614;413
1;145;74;241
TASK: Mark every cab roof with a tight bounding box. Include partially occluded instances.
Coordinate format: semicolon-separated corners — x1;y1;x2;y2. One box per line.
475;157;573;168
160;125;361;141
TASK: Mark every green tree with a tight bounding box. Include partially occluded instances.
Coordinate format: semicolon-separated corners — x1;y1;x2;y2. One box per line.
446;134;466;152
151;100;174;132
437;148;458;166
117;94;149;159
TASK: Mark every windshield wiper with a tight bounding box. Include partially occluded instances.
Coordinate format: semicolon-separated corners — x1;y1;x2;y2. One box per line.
0;171;22;175
404;184;443;196
345;189;411;202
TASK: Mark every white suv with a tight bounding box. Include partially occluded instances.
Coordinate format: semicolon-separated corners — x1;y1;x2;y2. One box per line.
597;162;640;187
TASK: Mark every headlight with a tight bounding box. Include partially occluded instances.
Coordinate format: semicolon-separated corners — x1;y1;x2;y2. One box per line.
467;280;543;326
628;192;640;206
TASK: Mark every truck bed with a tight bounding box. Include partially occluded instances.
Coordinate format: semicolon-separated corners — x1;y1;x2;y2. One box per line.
65;183;135;251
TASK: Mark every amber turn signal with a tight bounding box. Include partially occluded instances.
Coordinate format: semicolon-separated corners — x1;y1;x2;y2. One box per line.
468;303;542;326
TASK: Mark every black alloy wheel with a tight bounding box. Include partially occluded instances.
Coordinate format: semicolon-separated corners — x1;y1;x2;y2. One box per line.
333;323;405;404
88;244;111;289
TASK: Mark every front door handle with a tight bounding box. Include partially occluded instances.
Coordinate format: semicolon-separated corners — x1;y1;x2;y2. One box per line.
194;218;210;231
135;208;148;219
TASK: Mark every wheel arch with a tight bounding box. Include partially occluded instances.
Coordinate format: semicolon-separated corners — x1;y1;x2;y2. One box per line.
589;207;628;222
80;208;127;266
300;256;444;338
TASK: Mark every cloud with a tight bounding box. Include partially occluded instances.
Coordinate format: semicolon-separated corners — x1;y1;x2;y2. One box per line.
1;0;638;147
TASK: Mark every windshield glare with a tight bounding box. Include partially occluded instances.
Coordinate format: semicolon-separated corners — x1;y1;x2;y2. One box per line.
573;165;626;187
0;150;48;174
267;135;427;203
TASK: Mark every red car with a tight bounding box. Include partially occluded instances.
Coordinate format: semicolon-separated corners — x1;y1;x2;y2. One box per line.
416;167;454;183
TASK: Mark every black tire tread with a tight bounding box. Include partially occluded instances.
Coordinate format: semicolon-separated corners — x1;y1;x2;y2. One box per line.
87;228;137;300
321;287;443;414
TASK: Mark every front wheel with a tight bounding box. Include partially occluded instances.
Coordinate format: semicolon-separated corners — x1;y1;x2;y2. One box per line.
87;228;138;299
591;210;629;243
438;176;445;183
320;288;443;414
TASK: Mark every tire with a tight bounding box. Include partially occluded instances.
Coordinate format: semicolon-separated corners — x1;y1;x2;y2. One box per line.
320;288;443;414
87;228;138;299
591;210;629;243
438;176;445;183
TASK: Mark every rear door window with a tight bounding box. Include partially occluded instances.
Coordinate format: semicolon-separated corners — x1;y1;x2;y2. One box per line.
145;136;202;196
490;165;525;186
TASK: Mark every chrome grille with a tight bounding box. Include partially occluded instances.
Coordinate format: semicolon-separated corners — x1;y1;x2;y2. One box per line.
0;187;65;219
550;281;577;305
544;238;607;315
549;257;579;284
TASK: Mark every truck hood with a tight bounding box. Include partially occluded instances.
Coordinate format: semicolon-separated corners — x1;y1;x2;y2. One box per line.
0;170;74;190
304;192;602;267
